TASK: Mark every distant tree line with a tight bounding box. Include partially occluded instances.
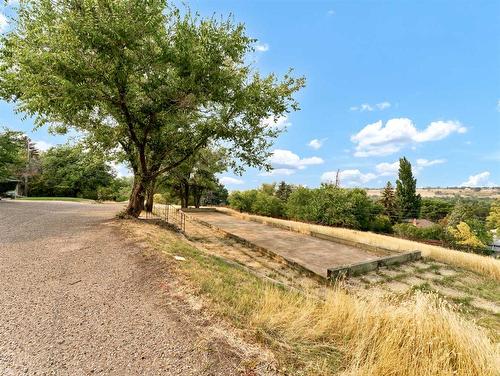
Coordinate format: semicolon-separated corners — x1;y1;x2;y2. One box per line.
0;131;130;201
1;127;230;205
229;157;498;254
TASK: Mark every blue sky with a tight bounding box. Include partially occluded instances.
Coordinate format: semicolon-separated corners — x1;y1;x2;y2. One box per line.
1;1;499;189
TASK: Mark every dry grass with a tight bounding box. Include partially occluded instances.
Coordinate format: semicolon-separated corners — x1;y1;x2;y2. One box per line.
127;219;500;375
253;288;499;376
217;208;500;281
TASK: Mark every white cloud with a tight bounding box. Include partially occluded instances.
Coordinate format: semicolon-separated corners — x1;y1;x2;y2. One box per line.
350;104;373;112
322;157;446;187
269;149;324;171
261;115;291;130
255;42;269;52
220;176;244;185
460;171;494;187
0;13;8;33
350;102;391;112
376;101;391;110
321;169;376;186
307;138;326;150
266;149;324;176
351;118;467;157
33;140;53;151
260;168;296;176
375;161;399;176
327;9;335;15
375;158;445;177
412;120;466;143
415;158;446;168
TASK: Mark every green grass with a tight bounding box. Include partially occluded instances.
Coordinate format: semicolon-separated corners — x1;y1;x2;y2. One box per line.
16;196;92;202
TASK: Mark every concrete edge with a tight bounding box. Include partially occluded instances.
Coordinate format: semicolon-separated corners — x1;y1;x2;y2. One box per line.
181;208;218;213
327;250;422;280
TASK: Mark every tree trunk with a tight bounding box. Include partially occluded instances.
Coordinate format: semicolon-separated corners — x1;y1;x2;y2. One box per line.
126;177;146;217
144;178;157;213
193;186;203;208
181;181;189;208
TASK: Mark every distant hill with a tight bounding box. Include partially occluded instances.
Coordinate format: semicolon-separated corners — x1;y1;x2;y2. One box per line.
366;187;500;199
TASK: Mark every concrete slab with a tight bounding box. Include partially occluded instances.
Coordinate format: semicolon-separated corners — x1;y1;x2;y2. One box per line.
186;211;386;278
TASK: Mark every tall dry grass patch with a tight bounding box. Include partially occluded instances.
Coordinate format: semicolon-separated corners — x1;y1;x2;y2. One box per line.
130;220;499;375
217;208;500;281
252;287;499;375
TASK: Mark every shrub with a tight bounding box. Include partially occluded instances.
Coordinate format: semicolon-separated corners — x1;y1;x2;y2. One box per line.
393;223;446;241
420;198;454;221
319;187;359;228
448;222;486;249
251;191;284;217
285;187;321;222
287;185;377;230
228;190;257;212
370;214;393;233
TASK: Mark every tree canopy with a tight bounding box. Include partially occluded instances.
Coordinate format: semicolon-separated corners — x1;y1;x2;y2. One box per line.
30;144;115;199
158;147;228;208
0;0;305;216
0;128;24;181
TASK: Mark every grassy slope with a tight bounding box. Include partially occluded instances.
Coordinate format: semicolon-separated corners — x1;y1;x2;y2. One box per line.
124;219;499;376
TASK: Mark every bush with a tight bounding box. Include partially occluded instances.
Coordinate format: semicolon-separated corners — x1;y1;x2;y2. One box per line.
228;190;257;212
286;185;377;230
420;198;454;221
448;222;487;249
370;215;393;233
285;187;321;222
251;191;284;217
393;223;446;241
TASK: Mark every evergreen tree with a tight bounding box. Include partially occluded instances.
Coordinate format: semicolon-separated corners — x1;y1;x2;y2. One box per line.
381;181;397;222
395;157;421;219
275;181;294;201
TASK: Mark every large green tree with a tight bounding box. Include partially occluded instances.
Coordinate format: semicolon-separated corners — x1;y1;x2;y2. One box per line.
395;157;421;219
0;128;24;181
0;0;304;216
31;144;115;199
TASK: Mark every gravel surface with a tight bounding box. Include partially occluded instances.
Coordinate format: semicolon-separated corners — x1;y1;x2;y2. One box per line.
0;200;247;375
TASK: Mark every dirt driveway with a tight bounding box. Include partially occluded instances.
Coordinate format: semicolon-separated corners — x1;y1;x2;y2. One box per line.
0;201;256;375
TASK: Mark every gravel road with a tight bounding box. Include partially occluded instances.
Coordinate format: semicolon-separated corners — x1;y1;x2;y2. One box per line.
0;200;247;375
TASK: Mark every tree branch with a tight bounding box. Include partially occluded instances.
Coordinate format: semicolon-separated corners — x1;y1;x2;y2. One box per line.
152;135;210;178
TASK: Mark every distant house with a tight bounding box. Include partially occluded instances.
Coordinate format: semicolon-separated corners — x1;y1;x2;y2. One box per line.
405;218;435;228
